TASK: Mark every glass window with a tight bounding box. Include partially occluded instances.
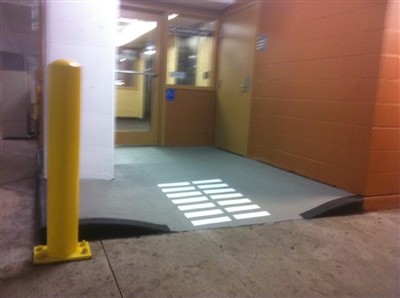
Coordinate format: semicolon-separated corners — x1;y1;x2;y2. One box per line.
115;49;139;88
166;15;216;87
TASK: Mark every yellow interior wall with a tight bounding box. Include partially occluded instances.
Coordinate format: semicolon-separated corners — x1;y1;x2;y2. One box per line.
166;35;213;87
115;57;144;118
196;36;212;87
166;36;177;85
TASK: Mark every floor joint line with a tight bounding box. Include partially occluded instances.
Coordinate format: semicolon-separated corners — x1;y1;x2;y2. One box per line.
101;241;124;298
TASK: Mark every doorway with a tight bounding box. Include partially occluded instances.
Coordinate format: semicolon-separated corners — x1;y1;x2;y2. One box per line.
114;9;161;146
215;5;257;156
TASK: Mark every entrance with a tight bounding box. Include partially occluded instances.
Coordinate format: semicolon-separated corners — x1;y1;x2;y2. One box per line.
215;5;257;156
114;9;161;146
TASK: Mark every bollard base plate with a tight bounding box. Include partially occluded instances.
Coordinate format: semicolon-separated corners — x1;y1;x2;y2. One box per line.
33;240;92;265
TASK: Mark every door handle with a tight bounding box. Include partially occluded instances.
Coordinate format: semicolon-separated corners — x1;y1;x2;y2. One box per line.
239;76;251;92
115;70;158;77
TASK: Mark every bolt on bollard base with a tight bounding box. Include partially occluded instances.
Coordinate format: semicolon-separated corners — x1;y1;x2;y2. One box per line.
33;241;92;264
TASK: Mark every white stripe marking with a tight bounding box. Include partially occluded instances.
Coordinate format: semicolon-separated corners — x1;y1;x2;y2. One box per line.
171;197;208;204
158;182;190;187
178;203;215;211
211;193;243;200
197;183;229;189
192;179;222;184
203;188;236;194
184;209;223;218
191;216;232;226
217;199;252;206
225;205;260;213
162;186;196;193
233;211;271;219
166;191;202;198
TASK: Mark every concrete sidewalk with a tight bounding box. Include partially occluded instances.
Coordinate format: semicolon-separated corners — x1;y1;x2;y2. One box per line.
1;139;399;297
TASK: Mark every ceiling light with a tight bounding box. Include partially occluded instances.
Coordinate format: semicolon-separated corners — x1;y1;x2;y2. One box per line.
144;42;156;55
168;14;179;20
116;18;157;47
144;50;156;55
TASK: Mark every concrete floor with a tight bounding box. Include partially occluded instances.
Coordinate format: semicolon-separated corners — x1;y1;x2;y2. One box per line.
1;139;399;297
77;146;353;233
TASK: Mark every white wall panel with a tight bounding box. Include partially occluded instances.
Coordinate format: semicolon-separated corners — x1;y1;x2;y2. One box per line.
44;0;118;179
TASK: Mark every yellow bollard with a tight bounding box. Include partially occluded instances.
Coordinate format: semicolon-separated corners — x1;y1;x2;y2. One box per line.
33;60;91;264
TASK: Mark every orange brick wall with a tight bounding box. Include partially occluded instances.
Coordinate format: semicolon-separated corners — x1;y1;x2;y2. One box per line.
364;1;400;196
163;89;216;146
248;1;390;195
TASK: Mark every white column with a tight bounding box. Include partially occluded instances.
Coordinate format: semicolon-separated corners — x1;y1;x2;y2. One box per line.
44;0;118;179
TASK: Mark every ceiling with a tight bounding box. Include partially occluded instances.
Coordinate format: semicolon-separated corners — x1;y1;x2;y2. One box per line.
158;0;236;11
0;0;235;68
120;14;217;49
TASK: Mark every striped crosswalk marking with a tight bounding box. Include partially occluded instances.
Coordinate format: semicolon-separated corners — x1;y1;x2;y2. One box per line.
197;183;229;189
225;205;260;213
233;211;271;220
192;179;222;184
158;179;270;226
166;191;202;198
178;203;216;211
158;182;191;187
217;199;252;206
162;186;196;193
171;197;208;204
191;217;232;226
203;188;236;194
210;193;243;200
184;209;224;218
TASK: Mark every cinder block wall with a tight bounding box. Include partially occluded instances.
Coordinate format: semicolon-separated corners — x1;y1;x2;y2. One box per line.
364;1;399;201
248;1;399;197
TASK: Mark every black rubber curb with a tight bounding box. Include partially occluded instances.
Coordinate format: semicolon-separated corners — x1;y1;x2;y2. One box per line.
300;195;363;219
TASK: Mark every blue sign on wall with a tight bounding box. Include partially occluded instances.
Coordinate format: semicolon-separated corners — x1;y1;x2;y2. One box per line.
166;88;175;101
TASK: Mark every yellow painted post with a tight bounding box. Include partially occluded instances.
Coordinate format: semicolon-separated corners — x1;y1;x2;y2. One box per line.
33;60;91;264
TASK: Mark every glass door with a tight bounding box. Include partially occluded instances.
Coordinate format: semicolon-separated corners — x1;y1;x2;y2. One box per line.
115;9;161;145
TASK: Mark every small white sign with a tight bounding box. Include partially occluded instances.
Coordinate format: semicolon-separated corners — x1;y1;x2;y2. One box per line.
257;34;268;51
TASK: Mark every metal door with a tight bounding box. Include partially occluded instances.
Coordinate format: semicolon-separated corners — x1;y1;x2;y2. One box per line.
215;5;257;155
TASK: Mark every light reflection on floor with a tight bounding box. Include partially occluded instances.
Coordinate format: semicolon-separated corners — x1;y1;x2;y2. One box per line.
158;178;271;226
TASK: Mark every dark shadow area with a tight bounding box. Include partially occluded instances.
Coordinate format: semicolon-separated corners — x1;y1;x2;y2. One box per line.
39;218;171;244
37;176;171;244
